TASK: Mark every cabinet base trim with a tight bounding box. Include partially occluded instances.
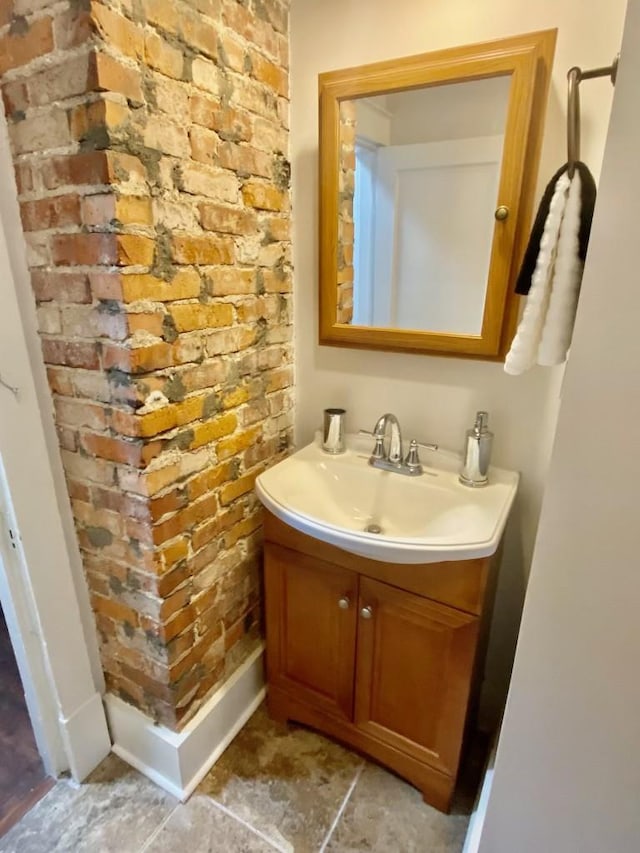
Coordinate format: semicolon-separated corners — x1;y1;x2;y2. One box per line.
267;685;454;812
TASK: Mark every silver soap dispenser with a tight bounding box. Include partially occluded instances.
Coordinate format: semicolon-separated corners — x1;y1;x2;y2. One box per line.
459;411;493;487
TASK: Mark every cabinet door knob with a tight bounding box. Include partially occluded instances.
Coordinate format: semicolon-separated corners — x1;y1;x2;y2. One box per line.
494;205;510;221
360;605;373;620
338;596;350;610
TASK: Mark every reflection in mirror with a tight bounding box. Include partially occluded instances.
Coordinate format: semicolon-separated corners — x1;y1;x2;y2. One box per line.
337;77;511;334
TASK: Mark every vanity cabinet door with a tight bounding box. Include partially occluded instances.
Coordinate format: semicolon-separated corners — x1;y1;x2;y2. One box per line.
264;543;359;722
354;577;478;777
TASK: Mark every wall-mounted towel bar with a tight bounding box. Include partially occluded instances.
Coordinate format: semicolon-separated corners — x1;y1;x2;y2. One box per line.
567;56;618;177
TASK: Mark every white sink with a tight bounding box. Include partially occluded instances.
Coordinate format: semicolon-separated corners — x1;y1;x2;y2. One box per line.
255;433;519;564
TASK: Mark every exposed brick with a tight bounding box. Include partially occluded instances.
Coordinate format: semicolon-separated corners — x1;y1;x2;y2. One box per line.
207;268;256;296
0;17;54;76
93;52;144;105
41;151;110;190
41;339;100;370
199;203;257;237
242;179;288;211
27;53;94;107
190;95;252;141
177;163;240;202
53;3;92;50
90;2;144;60
81;433;144;467
171;234;235;265
248;50;288;98
120;269;201;303
169;303;234;333
145;31;183;79
21;195;81;232
9;107;71;154
2;0;293;733
32;271;91;304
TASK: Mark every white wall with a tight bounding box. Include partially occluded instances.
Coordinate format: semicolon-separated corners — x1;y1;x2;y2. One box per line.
479;1;640;848
291;0;627;723
0;110;110;778
388;77;510;145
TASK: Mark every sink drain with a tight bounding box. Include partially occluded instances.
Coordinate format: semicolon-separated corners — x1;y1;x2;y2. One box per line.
365;523;383;534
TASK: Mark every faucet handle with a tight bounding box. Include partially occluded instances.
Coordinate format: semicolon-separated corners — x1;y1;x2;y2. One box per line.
371;434;385;460
404;439;423;474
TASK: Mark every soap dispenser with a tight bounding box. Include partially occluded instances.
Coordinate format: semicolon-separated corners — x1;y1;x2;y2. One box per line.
459;411;493;487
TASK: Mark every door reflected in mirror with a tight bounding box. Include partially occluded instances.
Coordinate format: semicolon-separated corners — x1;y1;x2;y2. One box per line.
319;30;557;358
337;77;511;334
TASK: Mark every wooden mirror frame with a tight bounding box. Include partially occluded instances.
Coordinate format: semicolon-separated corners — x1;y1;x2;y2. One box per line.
318;29;557;359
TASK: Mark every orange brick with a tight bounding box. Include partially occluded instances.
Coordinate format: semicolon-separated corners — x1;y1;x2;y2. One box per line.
169;302;233;332
217;426;261;460
190;95;252;141
145;30;183;78
249;51;288;97
93;52;144;105
189;126;220;167
206;268;255;296
90;2;144;60
189;413;237;449
81;432;144;467
242;180;288;212
179;10;218;60
224;513;261;548
159;537;189;571
91;594;140;627
20;195;81;232
219;471;260;505
116;196;153;226
150;488;188;522
187;461;233;500
217;29;246;72
117;234;155;266
120;269;201;303
102;341;174;373
127;312;165;337
143;0;179;34
199;203;257;236
171;234;235;265
0;17;54;76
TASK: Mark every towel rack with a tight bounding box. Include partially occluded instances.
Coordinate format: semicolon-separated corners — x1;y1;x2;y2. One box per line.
567;56;619;178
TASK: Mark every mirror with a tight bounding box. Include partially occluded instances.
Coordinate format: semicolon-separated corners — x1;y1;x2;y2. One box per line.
319;30;557;358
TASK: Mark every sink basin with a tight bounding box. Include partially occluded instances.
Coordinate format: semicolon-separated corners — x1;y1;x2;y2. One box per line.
255;433;519;564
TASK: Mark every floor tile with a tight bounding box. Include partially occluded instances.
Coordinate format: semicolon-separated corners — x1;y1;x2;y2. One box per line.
324;763;469;853
197;707;363;853
145;795;278;852
0;754;177;853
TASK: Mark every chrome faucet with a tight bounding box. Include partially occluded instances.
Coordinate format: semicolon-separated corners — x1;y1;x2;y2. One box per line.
368;413;425;477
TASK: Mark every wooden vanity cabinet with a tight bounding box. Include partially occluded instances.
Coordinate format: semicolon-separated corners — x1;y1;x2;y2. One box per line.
262;511;497;813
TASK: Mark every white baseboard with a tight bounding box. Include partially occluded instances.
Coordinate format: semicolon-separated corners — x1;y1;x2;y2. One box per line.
105;644;265;800
462;741;497;853
60;691;112;782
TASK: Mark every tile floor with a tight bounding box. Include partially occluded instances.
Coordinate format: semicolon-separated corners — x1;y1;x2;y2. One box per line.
0;705;483;853
0;608;52;837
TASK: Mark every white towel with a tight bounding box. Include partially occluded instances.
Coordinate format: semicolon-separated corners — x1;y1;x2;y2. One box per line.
504;172;572;375
537;172;583;365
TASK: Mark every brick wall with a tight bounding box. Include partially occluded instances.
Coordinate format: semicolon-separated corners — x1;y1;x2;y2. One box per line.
337;99;354;324
1;0;292;729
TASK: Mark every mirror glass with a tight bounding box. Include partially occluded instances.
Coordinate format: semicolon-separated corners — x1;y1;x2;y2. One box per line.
336;76;511;334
